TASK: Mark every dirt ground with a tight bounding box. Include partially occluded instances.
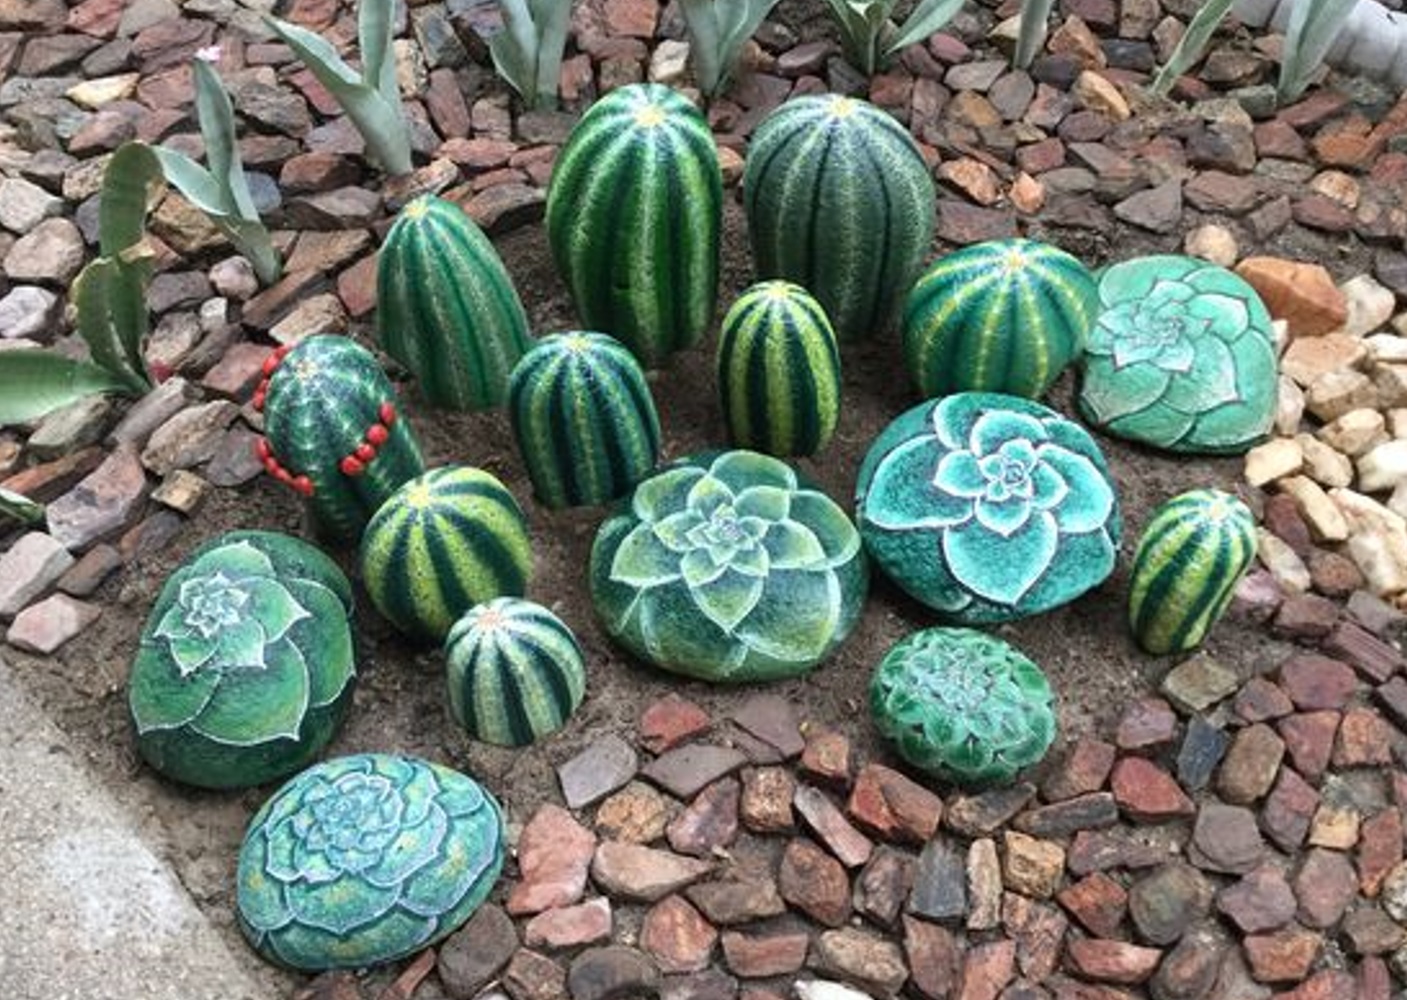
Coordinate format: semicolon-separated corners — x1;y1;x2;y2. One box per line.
8;187;1362;991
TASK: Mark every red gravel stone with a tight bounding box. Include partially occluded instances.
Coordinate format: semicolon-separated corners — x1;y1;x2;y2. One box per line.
959;939;1016;1000
1278;654;1357;711
1325;620;1403;682
1191;804;1266;875
667;778;739;857
740;766;795;834
639;895;716;974
1042;739;1116;802
1216;863;1296;934
1359;957;1392;1000
794;785;872;868
1242;924;1321;983
720;931;808;978
730;694;804;758
590;842;712;903
1279;970;1356;1000
508;805;597;916
1064;940;1161;985
1277;711;1341;782
800;726;853;788
846;763;943;844
1056;873;1127;938
335;254;378;318
1334;708;1395;767
639;695;711;754
1273;594;1340;639
903;916;960;1000
1293;848;1357;929
1262;768;1321;853
1003;893;1068;982
1234;677;1294;723
522;897;613;949
1110;758;1194;822
1359;808;1403;896
1114;698;1178;752
778;838;851;927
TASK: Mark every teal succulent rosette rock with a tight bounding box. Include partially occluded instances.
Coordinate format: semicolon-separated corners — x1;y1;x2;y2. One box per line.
590;450;868;682
127;531;355;789
237;753;505;971
856;393;1120;623
1077;255;1277;454
870;627;1056;785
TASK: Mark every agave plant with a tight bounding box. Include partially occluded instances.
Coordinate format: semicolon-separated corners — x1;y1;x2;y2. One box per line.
1278;0;1356;101
1150;0;1236;96
1014;0;1056;69
590;450;868;683
462;0;572;110
822;0;967;75
1077;256;1276;454
870;627;1056;785
127;532;355;789
857;393;1121;623
237;753;505;970
680;0;782;98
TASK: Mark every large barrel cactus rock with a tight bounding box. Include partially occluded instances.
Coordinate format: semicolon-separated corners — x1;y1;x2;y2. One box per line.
236;753;505;970
546;83;722;366
590;450;868;683
856;392;1121;623
377;195;533;411
870;627;1056;785
744;94;935;341
127;531;355;789
257;335;425;545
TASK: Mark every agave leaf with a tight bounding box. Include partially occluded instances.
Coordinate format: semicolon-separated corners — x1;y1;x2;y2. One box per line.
1279;0;1355;102
192;59;258;222
359;0;399;109
681;0;725;95
0;350;136;425
99;142;164;258
529;0;571;110
220;217;282;287
1150;0;1236;96
152;146;228;215
0;487;44;527
1013;0;1056;69
483;0;538;105
823;0;892;74
152;147;282;286
887;0;966;58
73;256;152;392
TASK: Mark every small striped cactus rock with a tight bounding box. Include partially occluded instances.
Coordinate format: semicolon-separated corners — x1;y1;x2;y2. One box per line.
257;336;425;545
1128;489;1257;655
445;597;586;746
744;94;935;341
716;281;841;457
507;332;661;508
360;466;532;643
547;83;722;367
377;195;533;411
902;239;1099;400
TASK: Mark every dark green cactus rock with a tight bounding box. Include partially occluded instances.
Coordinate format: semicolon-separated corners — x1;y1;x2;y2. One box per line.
257;335;425;545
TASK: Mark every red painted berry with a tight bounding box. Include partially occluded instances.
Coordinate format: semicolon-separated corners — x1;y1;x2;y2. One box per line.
252;391;266;411
378;403;396;426
261;354;280;377
340;456;365;476
275;467;293;484
293;476;314;496
365;424;389;446
254;437;271;460
354;443;376;463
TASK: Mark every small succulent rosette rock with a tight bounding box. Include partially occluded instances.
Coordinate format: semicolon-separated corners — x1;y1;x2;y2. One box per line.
127;531;355;789
870;627;1056;785
590;449;868;682
237;753;505;971
857;393;1120;623
1077;255;1277;454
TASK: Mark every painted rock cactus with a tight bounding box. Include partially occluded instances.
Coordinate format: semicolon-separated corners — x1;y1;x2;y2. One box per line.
127;531;355;789
870;627;1056;785
1128;489;1257;655
236;753;505;971
257;335;425;545
508;331;661;509
1077;255;1277;453
856;393;1120;623
590;450;868;683
445;597;587;746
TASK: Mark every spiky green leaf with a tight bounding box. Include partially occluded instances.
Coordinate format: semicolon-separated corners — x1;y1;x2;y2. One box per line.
192;59;257;221
0;351;136;425
99;142;164;258
0;488;44;526
1279;0;1355;102
359;0;399;108
73;256;151;391
1013;0;1056;69
1149;0;1235;96
887;0;966;58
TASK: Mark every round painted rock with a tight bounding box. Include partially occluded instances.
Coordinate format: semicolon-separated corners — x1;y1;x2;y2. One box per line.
1077;255;1277;454
237;753;504;970
446;597;587;746
127;531;355;789
590;449;868;682
870;627;1056;785
856;392;1121;623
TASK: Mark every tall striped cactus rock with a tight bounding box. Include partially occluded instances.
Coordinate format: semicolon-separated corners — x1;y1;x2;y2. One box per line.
377;195;533;411
256;336;425;545
1128;489;1257;655
445;597;586;746
359;466;533;643
744;94;936;342
507;332;661;509
547;83;722;367
903;239;1099;400
716;281;841;457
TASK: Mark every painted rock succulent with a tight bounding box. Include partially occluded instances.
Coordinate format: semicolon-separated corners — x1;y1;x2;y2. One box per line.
1078;255;1277;453
856;393;1120;623
237;753;505;971
127;531;355;789
590;450;867;682
870;627;1056;785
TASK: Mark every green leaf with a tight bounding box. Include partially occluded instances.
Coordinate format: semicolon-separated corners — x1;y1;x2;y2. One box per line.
153;147;281;285
1149;0;1235;96
0;487;44;527
192;59;258;222
99;142;164;258
0;350;136;426
72;256;152;391
886;0;966;58
358;0;399;109
682;0;782;97
152;146;225;214
191;640;310;746
529;0;572;109
1279;0;1355;103
820;0;890;74
1013;0;1056;69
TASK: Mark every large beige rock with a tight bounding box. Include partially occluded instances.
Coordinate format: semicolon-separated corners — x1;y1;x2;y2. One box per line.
1306;370;1379;422
1244;438;1303;487
1278;476;1349;543
1337;274;1396;337
1390;409;1407;439
1374;364;1407;408
1295;434;1353;488
1366;334;1407;364
1318;409;1388;457
1256;529;1311;594
1073;71;1130;119
1280;334;1367;387
1358;440;1407;493
1332;488;1407;595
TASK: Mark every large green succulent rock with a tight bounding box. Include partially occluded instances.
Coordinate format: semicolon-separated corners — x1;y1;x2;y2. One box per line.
127;531;355;789
856;393;1120;624
237;753;505;971
590;450;868;682
870;627;1056;785
1077;255;1277;454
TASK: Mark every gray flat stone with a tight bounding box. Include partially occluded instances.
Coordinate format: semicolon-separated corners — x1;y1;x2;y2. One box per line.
0;532;73;618
642;745;747;799
559;734;638;809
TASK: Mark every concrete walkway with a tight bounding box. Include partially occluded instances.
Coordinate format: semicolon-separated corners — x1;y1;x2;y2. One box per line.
0;656;272;1000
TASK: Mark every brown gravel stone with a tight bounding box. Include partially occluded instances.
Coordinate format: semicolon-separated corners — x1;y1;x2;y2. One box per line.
794;785;872;869
1325;620;1403;682
808;927;908;998
739;767;794;834
640;895;716;974
903;916;959;1000
948;785;1037;837
684;878;786;926
847;764;943;844
590;842;712;903
1241;924;1321;983
800;727;853;788
1003;892;1069;982
1293;848;1357;929
1343;907;1405;955
1235;257;1348;338
596;782;674;844
779;838;851;927
1217;863;1296;934
1376;677;1407;733
1003;831;1065;899
1065;940;1161;985
856;846;917;927
1277;711;1340;782
730;694;803;758
1057;873;1127;938
1333;708;1395;767
1114;698;1178;752
644;745;747;799
1358;808;1403;896
639;695;710;754
1216;724;1285;805
1015;794;1119;839
667;779;739;857
720;931;808;978
1191;804;1265;875
1127;863;1211;947
566;945;659;1000
1273;593;1340;638
503;948;565;1000
1278;654;1356;710
1110;758;1194;822
1042;739;1116;802
508;805;597;916
523;897;612;950
1066;830;1166;876
959;940;1016;1000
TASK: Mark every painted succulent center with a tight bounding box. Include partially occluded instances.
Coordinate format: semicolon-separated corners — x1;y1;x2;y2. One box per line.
296;771;408;875
1099;278;1228;372
157;570;310;677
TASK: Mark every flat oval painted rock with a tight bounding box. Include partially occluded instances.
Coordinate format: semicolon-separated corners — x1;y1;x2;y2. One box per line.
871;627;1056;785
237;753;505;970
856;392;1120;623
590;449;868;682
127;530;355;789
1078;254;1277;454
